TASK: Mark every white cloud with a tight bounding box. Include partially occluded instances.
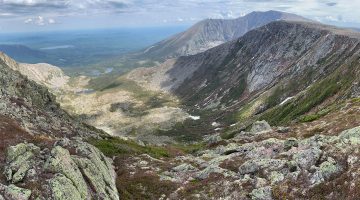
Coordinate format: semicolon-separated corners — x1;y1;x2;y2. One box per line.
2;0;360;31
48;18;56;24
36;16;45;25
23;15;57;26
24;18;33;23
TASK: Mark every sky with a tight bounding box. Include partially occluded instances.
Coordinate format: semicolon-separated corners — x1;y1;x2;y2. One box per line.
0;0;359;33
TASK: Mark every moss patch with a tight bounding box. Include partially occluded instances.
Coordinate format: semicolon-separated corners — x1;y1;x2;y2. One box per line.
88;137;170;159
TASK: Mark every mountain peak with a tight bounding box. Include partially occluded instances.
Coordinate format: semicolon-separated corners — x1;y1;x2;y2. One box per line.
134;11;311;61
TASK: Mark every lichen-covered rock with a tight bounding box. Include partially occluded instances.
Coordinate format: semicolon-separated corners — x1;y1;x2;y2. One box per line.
250;121;272;134
238;159;286;175
172;163;197;172
250;186;273;200
204;134;222;145
284;138;298;151
6;143;40;163
195;165;235;180
68;140;118;200
49;174;82;200
293;147;322;169
338;126;360;145
269;171;284;185
310;157;341;185
74;157;118;200
5;143;40;183
3;184;31;200
44;146;89;199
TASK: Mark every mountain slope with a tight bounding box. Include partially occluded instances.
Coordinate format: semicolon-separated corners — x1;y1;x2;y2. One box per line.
0;53;119;199
134;10;309;60
128;20;360;129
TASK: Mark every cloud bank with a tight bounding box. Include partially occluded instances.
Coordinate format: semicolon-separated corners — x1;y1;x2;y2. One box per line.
0;0;359;32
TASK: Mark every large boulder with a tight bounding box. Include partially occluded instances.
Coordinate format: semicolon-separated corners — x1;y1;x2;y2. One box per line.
293;147;322;169
251;121;273;134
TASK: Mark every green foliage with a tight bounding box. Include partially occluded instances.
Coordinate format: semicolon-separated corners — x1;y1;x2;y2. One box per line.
351;98;360;103
88;137;170;158
173;143;206;154
221;75;247;105
154;120;204;142
260;62;356;126
220;131;238;140
299;114;321;122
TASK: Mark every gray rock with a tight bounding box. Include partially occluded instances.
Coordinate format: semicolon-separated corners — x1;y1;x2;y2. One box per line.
239;159;286;175
172;163;197;172
250;186;273;200
277;127;290;133
310;157;341;185
338;126;360;145
5;143;40;183
45;146;89;199
204;134;222;145
284;138;298;151
269;171;284;185
3;184;31;200
71;140;118;200
48;174;82;200
293;147;322;169
194;165;234;180
251;121;272;134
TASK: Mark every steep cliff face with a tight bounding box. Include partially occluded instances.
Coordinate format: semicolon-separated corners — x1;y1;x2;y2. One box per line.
173;21;360;109
0;53;119;199
135;10;309;60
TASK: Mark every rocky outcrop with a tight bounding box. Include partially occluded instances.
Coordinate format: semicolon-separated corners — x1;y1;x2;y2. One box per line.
4;143;40;183
1;140;119;200
137;122;360;199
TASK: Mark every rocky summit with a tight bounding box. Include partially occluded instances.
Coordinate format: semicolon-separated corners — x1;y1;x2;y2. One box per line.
1;8;360;200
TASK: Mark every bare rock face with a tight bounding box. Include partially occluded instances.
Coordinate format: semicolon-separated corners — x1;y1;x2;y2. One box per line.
135;10;309;60
1;140;119;200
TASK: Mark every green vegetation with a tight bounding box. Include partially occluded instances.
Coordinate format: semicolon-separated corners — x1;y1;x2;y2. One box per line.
88;137;170;159
299;114;321;122
173;142;206;154
87;75;179;123
260;61;357;126
221;75;247;105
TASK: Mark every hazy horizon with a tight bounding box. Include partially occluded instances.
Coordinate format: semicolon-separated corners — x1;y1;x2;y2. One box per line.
0;0;359;33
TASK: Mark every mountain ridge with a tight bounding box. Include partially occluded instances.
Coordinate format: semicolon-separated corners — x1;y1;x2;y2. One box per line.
131;10;310;61
127;20;360;131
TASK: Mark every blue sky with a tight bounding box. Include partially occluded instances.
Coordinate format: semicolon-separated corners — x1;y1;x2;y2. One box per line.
0;0;359;32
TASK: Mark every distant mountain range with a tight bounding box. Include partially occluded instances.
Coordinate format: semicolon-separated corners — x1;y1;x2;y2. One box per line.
0;44;48;63
132;10;310;61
